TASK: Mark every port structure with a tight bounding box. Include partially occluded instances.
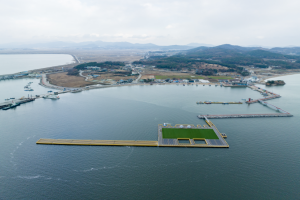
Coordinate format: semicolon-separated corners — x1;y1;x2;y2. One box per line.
36;119;229;148
198;85;293;119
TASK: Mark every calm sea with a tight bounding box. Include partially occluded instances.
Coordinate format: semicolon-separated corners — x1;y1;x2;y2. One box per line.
0;61;299;199
0;54;74;75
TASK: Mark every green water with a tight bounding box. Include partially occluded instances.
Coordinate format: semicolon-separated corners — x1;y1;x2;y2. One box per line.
0;75;299;199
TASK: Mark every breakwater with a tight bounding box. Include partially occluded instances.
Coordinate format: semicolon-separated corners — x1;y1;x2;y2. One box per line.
198;113;293;119
0;98;35;110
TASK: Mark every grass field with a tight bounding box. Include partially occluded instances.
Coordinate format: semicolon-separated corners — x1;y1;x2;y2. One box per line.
162;128;219;139
155;75;205;79
208;76;234;79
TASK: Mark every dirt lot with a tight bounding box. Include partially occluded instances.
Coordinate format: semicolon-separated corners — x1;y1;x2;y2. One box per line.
141;75;155;79
48;73;95;87
83;72;138;81
197;63;228;70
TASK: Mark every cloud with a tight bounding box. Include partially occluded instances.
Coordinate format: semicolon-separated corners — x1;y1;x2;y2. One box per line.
0;0;299;46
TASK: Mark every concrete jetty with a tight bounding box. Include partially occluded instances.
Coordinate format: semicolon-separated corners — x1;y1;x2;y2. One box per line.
0;98;35;109
198;113;293;119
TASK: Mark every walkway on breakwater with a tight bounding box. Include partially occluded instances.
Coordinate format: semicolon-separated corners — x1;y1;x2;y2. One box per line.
247;85;281;103
198;113;293;119
36;139;158;147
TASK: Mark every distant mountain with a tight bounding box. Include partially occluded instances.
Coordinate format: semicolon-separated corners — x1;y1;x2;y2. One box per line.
214;44;262;51
270;47;300;55
186;43;214;47
0;41;195;51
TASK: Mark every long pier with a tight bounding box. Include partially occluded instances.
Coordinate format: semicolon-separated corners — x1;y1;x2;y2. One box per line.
36;139;158;147
198;113;293;119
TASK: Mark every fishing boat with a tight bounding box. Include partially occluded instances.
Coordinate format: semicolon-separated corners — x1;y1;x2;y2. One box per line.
43;94;60;100
24;87;34;91
71;89;82;93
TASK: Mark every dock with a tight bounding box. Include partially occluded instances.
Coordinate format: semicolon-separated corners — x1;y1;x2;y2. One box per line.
198;113;293;119
196;101;242;104
0;98;35;109
36;120;229;148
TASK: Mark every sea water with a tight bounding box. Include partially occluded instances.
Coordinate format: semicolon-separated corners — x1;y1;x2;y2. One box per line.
0;74;299;199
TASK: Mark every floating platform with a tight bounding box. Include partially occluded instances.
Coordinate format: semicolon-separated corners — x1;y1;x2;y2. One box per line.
158;123;229;148
37;120;229;148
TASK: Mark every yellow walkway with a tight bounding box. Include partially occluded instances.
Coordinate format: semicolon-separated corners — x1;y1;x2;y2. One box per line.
36;139;158;147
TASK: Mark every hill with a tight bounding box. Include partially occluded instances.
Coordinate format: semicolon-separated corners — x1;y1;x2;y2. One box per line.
133;44;300;76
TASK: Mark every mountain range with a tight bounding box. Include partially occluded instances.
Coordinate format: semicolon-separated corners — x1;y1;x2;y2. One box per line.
0;41;214;50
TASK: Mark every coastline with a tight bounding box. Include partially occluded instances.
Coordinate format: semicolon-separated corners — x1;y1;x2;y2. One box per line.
259;72;300;83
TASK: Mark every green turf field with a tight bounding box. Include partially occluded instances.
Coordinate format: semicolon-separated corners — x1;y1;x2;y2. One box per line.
208;76;233;79
155;75;205;79
162;128;219;139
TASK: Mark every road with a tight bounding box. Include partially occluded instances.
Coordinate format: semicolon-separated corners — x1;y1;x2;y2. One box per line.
72;55;80;63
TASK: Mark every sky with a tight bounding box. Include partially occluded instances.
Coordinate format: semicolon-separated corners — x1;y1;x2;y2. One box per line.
1;0;300;47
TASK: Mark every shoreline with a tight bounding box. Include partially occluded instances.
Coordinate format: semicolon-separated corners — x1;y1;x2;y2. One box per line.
259;72;300;83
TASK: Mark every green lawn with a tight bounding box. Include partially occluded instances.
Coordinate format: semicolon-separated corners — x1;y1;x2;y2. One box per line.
162;128;219;139
208;76;233;79
155;75;205;79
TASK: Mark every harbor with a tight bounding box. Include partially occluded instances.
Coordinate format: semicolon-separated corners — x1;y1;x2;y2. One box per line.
198;84;293;119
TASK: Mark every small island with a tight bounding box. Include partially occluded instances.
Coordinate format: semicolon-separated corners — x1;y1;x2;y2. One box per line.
266;80;285;86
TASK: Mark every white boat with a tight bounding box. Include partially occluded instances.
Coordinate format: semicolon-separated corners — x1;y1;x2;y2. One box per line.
24;87;34;91
43;94;60;100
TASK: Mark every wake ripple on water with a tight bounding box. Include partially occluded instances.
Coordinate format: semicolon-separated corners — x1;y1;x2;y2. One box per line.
73;151;228;173
17;175;44;180
9;135;36;169
74;146;135;173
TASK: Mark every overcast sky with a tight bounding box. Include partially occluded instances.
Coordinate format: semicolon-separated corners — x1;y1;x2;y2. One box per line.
1;0;300;46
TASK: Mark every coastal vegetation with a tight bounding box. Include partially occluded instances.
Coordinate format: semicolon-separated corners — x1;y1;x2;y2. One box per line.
67;68;79;76
266;80;285;86
74;61;125;70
